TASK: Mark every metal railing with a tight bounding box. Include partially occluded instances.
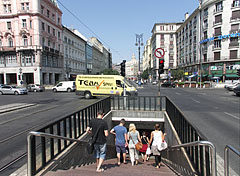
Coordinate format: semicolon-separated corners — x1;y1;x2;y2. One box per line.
165;141;216;176
27;131;85;176
111;96;166;111
27;97;111;175
165;97;212;175
224;145;240;176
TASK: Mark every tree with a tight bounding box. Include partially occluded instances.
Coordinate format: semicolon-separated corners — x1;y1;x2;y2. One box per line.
141;68;151;80
101;69;119;75
171;69;184;80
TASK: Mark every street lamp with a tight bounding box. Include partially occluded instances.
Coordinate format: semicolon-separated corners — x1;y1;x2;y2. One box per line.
19;68;23;86
65;63;71;81
135;34;143;84
199;0;203;88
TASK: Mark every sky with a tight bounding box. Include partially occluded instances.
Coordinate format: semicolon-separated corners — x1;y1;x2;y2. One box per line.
59;0;200;64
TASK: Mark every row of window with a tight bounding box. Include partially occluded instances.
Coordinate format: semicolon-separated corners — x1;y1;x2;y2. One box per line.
65;61;86;70
64;46;85;60
0;55;36;65
0;35;32;47
41;22;61;38
6;19;31;31
42;37;61;50
64;36;85;50
41;5;61;25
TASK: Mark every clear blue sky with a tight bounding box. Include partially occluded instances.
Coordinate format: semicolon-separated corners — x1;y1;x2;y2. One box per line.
59;0;199;64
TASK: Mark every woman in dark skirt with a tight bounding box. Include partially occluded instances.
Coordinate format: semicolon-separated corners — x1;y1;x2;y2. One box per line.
139;131;150;163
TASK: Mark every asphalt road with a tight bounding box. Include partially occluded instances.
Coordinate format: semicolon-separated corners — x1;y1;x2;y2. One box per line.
0;91;99;176
138;84;240;174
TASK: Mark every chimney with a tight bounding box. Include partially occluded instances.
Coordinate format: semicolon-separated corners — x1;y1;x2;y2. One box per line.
185;12;189;20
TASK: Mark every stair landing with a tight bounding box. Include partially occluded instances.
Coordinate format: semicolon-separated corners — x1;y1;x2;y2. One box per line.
46;158;176;176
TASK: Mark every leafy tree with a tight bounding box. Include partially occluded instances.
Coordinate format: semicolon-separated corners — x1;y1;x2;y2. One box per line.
171;69;184;80
101;69;119;75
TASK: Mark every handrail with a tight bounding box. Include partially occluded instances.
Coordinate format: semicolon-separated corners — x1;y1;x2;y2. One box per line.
224;145;240;176
169;141;217;176
27;131;87;176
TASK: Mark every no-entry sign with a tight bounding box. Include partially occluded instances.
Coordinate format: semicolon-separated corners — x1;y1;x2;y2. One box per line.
154;48;165;59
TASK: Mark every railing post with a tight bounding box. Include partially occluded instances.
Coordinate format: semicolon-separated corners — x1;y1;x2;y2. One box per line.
27;133;36;176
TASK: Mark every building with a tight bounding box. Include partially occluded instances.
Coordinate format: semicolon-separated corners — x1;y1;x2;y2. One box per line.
63;26;87;80
146;0;240;82
0;0;63;85
126;54;139;80
86;42;93;74
151;22;182;80
88;37;112;74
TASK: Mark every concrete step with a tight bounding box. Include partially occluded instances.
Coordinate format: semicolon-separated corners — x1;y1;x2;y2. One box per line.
0;103;36;114
46;158;176;176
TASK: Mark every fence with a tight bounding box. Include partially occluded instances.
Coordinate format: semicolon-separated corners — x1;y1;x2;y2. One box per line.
27;97;111;175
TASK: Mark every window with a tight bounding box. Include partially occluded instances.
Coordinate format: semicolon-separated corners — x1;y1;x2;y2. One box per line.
21;3;25;10
47;9;50;18
58;17;60;24
7;22;11;30
0;39;2;47
52;42;55;49
232;10;240;20
215;1;223;12
233;0;240;7
48;25;50;33
214;27;221;36
8;38;13;47
52;14;55;21
41;6;44;14
230;50;237;59
30;36;32;45
53;28;55;36
214;52;220;60
64;36;67;43
42;37;45;46
58;31;60;38
231;24;239;32
42;22;45;31
22;19;27;28
30;20;32;28
214;40;221;48
4;4;11;13
26;3;29;10
204;8;208;17
23;35;28;46
48;40;50;47
215;14;222;24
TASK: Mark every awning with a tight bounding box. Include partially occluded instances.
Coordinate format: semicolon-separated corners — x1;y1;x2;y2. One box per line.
202;74;208;77
225;74;239;78
188;75;197;78
208;74;222;77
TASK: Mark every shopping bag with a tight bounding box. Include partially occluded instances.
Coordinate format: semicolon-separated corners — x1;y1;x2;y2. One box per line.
157;141;168;151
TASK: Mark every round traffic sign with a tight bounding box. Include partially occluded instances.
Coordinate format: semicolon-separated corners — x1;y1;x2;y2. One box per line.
154;48;165;59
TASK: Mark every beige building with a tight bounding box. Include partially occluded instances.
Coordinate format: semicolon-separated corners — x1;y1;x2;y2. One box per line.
126;54;139;80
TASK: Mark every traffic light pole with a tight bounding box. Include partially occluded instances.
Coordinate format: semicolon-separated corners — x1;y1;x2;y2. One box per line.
158;70;161;96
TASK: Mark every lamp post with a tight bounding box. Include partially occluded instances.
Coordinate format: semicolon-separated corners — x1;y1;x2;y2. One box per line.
199;0;202;88
135;34;143;85
65;63;71;81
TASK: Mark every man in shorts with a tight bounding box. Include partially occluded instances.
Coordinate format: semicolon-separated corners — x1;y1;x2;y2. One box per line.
86;110;108;172
110;119;128;165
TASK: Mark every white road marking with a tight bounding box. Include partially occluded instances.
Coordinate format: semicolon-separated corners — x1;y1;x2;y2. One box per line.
224;112;240;120
191;98;200;103
175;92;181;95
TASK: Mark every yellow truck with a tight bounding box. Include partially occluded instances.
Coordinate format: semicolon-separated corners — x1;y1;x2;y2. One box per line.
75;75;138;99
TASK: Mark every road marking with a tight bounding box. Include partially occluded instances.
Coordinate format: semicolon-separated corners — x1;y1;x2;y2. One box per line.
191;98;200;103
175;92;181;95
224;112;240;120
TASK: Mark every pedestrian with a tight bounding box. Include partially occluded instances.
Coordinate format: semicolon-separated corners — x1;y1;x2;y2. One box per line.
149;123;166;168
139;131;150;163
110;119;128;165
86;110;108;173
128;123;141;166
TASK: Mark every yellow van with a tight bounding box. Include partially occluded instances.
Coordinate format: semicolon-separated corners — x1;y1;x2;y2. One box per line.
75;75;137;99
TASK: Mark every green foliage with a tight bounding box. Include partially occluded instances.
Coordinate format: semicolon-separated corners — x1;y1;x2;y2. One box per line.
178;82;185;85
141;69;150;79
101;69;119;75
171;69;184;80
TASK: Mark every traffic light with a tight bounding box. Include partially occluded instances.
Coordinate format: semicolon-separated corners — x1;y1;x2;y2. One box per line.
120;60;126;77
237;69;240;76
159;59;164;74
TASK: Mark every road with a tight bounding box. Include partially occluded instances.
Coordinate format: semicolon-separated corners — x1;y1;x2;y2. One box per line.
138;84;240;174
0;91;99;176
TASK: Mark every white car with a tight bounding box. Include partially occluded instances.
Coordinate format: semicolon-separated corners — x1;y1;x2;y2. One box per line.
225;82;240;91
0;85;28;95
52;81;76;92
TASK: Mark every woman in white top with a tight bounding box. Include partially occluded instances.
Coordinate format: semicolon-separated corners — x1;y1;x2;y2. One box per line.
149;123;166;168
128;123;141;166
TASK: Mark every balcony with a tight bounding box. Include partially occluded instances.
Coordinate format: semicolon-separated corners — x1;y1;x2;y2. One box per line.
230;17;240;22
0;46;16;52
229;42;239;48
212;45;221;50
213;20;222;26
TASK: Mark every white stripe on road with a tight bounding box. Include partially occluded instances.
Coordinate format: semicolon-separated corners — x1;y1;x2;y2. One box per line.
224;112;240;120
175;92;181;95
191;98;200;103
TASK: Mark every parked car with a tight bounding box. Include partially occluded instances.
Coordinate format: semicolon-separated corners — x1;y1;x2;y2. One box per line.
161;82;176;88
27;84;45;92
0;85;28;95
233;85;240;96
225;82;240;91
52;81;76;92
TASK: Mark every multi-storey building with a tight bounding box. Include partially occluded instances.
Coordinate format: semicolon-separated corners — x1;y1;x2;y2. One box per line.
126;54;139;80
142;39;151;72
0;0;63;85
151;22;182;79
63;26;86;80
145;0;240;82
86;42;93;74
